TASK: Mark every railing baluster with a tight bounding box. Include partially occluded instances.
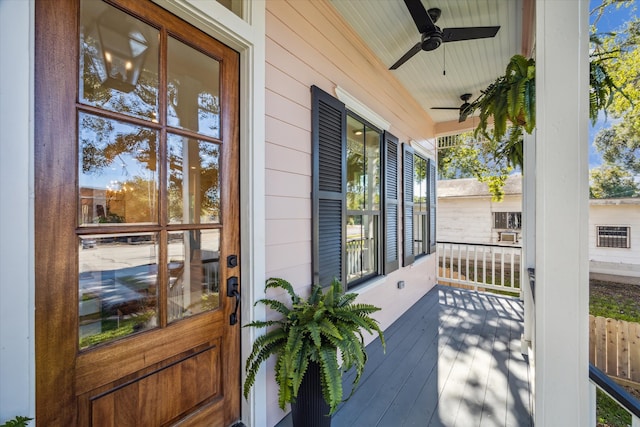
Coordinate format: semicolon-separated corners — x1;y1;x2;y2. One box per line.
500;247;505;287
510;249;515;291
482;246;487;285
465;245;470;285
474;246;478;284
437;241;522;297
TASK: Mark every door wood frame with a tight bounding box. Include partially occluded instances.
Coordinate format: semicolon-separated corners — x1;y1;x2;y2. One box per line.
34;1;242;424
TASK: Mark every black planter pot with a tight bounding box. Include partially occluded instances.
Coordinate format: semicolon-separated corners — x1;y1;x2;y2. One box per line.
290;362;332;427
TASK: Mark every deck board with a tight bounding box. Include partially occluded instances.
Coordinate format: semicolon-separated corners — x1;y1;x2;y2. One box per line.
274;285;532;427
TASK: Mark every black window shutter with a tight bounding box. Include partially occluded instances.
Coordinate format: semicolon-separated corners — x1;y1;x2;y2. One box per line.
383;131;399;274
402;143;415;266
311;86;346;287
428;158;437;254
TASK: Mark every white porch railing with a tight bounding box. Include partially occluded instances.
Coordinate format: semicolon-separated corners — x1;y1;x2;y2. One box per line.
590;364;640;427
437;241;522;297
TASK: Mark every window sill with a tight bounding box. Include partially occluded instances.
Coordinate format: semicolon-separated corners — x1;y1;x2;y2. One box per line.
349;276;387;296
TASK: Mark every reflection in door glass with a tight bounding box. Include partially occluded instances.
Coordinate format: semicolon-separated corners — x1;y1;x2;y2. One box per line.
79;233;159;350
78;113;158;226
167;135;220;224
167;37;221;138
79;0;159;121
168;229;221;323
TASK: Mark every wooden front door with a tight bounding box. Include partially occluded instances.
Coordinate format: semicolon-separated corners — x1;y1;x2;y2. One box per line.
34;1;241;425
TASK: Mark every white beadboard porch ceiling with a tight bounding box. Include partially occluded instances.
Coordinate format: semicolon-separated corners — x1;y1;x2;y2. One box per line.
329;0;523;126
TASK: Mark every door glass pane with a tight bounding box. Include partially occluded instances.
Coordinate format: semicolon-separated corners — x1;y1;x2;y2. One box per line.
414;156;427;212
79;233;159;350
79;113;159;226
167;37;221;138
347;116;365;211
365;127;381;210
167;135;220;224
168;230;221;323
79;0;159;121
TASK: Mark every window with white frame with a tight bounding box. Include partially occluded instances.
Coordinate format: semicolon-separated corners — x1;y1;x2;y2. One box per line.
311;86;400;289
311;86;437;289
406;148;436;261
597;226;630;248
345;114;381;284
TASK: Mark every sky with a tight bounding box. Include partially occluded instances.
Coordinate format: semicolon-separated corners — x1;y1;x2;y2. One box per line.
588;0;637;169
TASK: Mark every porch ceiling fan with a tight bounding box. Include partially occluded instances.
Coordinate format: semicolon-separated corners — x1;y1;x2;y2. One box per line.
431;93;473;122
389;0;501;70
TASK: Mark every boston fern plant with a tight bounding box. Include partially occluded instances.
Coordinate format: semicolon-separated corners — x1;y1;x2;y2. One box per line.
461;51;627;170
243;277;385;414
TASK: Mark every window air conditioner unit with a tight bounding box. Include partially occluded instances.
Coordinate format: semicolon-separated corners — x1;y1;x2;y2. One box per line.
500;232;517;243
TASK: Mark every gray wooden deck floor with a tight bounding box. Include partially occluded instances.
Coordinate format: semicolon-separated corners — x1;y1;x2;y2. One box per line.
275;285;532;427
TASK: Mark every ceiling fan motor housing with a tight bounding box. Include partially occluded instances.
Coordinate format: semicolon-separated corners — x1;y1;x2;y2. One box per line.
421;31;442;51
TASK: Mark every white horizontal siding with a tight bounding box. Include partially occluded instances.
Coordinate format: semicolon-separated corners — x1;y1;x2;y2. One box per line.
589;204;640;276
437;194;523;245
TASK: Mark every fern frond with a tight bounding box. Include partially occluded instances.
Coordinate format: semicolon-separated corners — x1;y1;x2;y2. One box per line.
242;319;282;329
255;298;291;316
244;331;287;399
335;292;358;307
319;318;343;341
308;284;323;305
265;277;300;304
275;353;294;410
318;346;342;414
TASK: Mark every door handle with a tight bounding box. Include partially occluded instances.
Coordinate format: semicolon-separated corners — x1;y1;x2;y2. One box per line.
227;276;240;325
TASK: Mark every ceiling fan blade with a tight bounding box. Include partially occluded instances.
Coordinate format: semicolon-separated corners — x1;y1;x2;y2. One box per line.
389;41;422;70
442;26;500;43
403;0;436;34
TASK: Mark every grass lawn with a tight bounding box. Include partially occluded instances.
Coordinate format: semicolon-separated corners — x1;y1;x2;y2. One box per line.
590;279;640;323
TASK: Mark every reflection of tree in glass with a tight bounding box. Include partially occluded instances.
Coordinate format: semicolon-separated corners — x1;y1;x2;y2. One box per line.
347;138;365;210
81;26;221;223
81;116;157;175
167;141;220;222
103;176;158;223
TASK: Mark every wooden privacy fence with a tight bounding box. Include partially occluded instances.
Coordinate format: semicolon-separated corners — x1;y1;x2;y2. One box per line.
589;315;640;386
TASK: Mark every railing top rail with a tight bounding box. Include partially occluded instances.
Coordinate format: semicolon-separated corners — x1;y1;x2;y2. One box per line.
589;364;640;418
437;241;522;250
527;268;535;303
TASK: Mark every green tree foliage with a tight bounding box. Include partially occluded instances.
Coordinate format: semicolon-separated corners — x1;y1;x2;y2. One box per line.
442;1;637;198
592;10;640;177
0;417;32;427
438;131;513;201
589;164;640;198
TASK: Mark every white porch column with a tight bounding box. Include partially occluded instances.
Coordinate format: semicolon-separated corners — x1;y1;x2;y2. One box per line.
535;0;590;426
521;131;535;355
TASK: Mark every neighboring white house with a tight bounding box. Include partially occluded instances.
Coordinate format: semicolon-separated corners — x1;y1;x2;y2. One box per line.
589;198;640;278
437;175;524;246
438;175;640;278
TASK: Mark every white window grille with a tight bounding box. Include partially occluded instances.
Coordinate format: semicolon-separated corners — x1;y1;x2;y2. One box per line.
494;212;522;230
597;226;630;248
